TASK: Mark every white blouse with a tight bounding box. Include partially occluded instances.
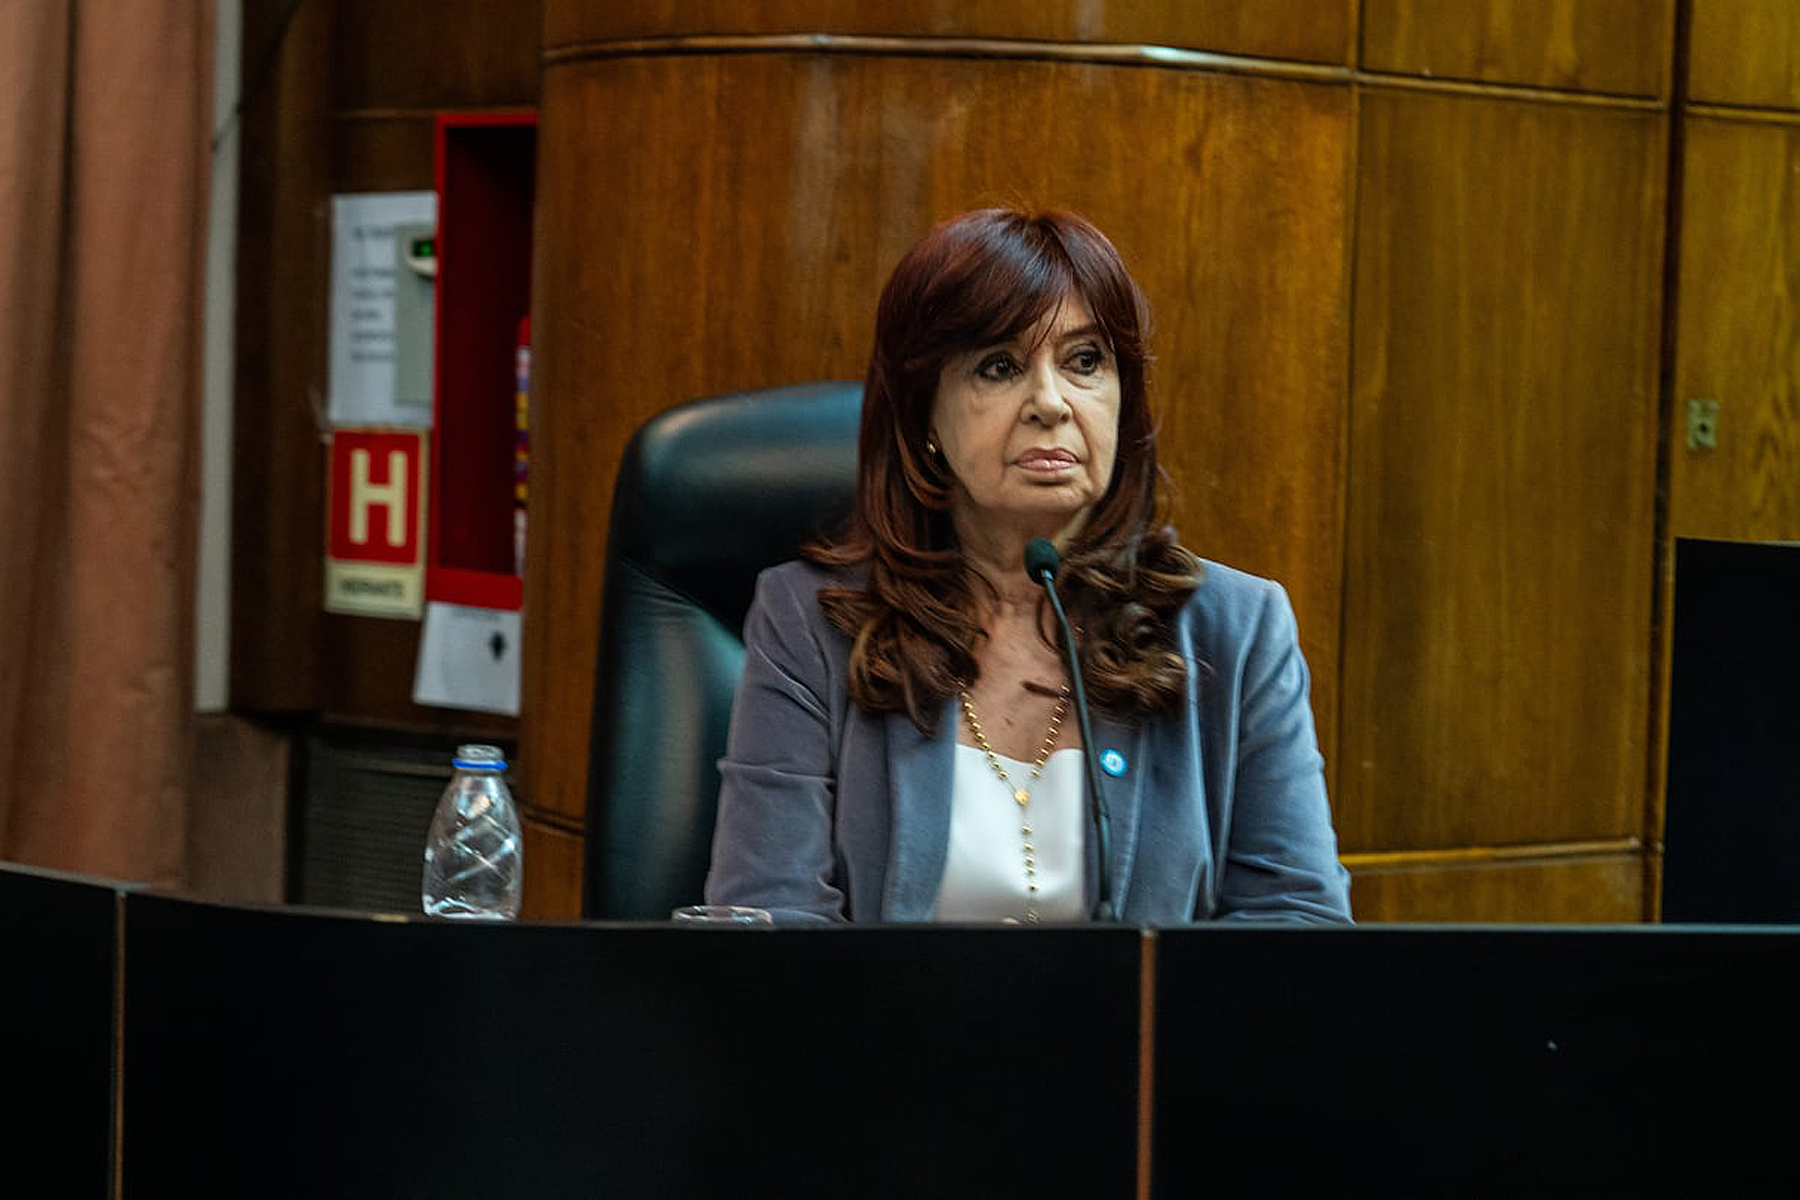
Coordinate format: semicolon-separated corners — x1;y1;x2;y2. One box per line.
931;745;1088;923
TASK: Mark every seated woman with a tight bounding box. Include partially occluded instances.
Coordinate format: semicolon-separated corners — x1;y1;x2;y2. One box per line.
706;207;1351;925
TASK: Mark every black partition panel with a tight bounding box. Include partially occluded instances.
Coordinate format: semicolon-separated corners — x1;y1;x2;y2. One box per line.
121;895;1140;1198
1154;925;1800;1196
1663;537;1800;922
1;863;118;1200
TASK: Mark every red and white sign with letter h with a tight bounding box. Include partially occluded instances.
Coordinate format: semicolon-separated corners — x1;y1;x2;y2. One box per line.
325;429;427;618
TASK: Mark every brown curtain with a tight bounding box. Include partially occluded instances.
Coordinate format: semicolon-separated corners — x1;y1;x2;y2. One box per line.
0;1;212;887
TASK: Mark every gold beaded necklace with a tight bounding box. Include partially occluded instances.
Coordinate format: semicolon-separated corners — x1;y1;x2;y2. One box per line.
957;685;1071;924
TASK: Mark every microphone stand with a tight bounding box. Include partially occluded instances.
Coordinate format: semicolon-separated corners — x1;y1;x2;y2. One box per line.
1026;540;1117;922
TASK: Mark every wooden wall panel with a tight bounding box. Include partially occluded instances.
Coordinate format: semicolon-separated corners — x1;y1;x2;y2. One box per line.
527;52;1351;829
521;817;586;918
1689;0;1800;111
1349;852;1645;922
543;0;1354;66
331;116;434;193
1362;0;1673;97
319;8;538;731
333;0;542;111
1342;90;1666;853
231;0;332;712
232;0;539;729
1668;117;1800;543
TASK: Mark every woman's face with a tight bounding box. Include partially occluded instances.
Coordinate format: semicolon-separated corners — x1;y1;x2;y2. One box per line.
929;294;1121;546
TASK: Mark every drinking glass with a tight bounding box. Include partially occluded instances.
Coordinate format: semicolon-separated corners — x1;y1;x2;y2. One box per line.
670;904;774;925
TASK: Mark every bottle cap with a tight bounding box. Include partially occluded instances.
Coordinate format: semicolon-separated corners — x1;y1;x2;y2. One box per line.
453;744;507;771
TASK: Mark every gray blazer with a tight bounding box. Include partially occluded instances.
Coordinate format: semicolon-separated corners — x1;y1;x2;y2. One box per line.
706;558;1352;924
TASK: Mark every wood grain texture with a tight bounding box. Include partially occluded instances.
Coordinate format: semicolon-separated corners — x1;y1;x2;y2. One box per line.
1648;114;1800;905
1668;117;1800;542
231;0;332;711
1349;852;1645;922
1342;90;1666;852
331;115;434;192
318;613;515;736
1361;0;1673;97
520;816;586;918
332;0;542;111
543;0;1354;65
526;53;1351;829
1689;0;1800;110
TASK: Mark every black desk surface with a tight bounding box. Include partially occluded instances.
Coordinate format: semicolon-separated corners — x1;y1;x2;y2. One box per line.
1155;924;1800;1197
1663;537;1800;922
14;861;1800;1200
3;864;119;1200
121;894;1141;1199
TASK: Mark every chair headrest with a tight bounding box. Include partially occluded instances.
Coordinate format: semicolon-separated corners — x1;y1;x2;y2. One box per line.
607;381;863;633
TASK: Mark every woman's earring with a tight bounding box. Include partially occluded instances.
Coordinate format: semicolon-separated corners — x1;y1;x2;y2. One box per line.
926;435;940;457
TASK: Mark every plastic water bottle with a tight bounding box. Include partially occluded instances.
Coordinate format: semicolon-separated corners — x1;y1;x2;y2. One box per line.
422;745;522;919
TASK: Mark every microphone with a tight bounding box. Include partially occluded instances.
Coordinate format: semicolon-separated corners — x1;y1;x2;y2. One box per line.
1024;538;1117;922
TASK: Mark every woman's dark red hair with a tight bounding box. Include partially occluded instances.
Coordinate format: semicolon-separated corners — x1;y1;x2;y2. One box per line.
811;207;1199;729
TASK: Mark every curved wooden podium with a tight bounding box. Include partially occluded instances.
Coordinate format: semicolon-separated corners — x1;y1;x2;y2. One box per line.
524;4;1353;891
520;2;1692;924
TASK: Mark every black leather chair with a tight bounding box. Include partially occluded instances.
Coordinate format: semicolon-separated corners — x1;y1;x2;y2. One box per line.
583;382;863;919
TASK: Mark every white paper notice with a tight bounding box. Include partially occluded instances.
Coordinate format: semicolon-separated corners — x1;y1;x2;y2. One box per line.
412;601;521;716
329;192;437;428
